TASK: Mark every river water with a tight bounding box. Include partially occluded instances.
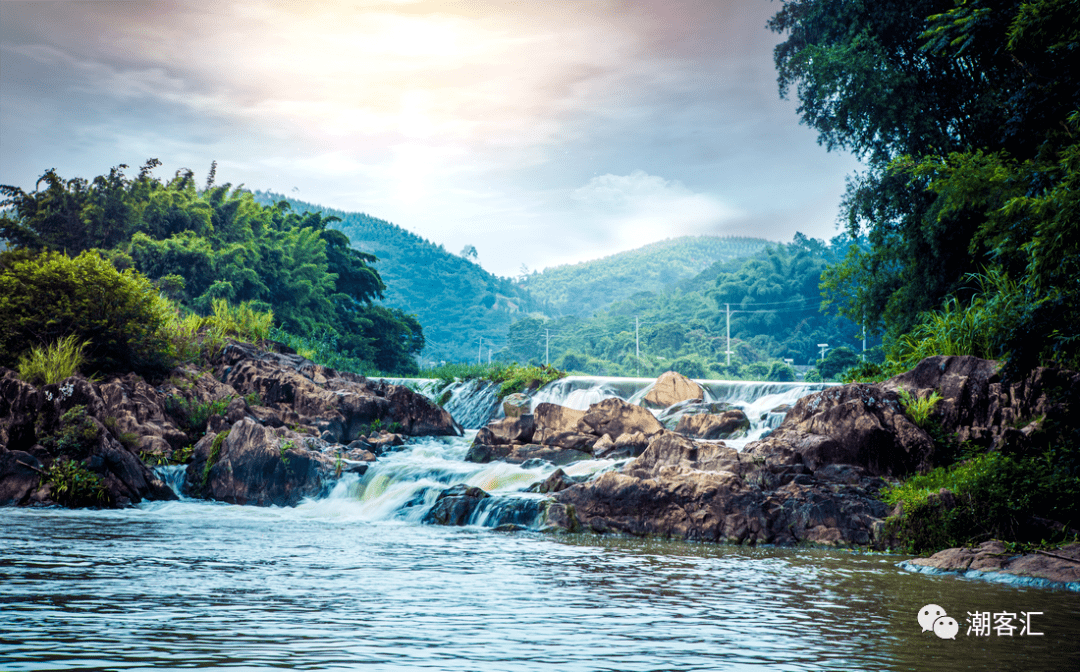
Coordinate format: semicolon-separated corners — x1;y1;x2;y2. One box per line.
2;379;1078;671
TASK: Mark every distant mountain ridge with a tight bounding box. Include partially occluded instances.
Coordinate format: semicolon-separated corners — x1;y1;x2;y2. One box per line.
252;192;539;365
523;235;770;317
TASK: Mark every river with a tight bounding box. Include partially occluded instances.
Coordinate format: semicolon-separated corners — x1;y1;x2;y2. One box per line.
1;378;1078;671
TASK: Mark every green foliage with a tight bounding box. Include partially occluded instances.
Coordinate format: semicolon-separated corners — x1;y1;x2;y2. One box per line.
0;249;170;376
497;234;868;378
420;361;567;400
201;430;228;489
897;389;943;429
817;346;860;380
523;235;770;318
165;395;230;438
766;361;797;382
803;368;823;383
46;458;108;507
40;405;100;459
778;0;1080;374
1;164;423;376
253;192;514;368
883;449;1080;554
16;335;89;385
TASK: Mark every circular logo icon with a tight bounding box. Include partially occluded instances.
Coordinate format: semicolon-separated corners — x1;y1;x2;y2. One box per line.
918;604;946;633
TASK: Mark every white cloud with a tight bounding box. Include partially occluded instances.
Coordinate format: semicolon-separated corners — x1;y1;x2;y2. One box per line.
571;170;742;248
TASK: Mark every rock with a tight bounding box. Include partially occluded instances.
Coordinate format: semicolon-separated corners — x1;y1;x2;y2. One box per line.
476;415;535;445
421;484;490;526
906;541;1080;587
581;397;664;440
550;430;889;546
502;443;592;466
526;468;587;494
675;410;750;440
502;393;531;418
184;419;333;506
465;443;515;464
642;371;704;408
747;383;934;477
532;402;591;448
0;450;43;505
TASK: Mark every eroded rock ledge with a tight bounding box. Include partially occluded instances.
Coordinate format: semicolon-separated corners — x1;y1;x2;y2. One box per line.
903;541;1080;589
0;340;459;507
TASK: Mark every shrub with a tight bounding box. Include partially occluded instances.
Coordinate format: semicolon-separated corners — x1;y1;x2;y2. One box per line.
0;249;170;376
882;449;1080;553
40;405;100;459
46;458;108;507
17;335;89;385
897;389;943;429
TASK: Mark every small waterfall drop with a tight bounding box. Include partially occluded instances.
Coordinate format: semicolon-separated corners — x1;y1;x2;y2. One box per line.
154;464;189;499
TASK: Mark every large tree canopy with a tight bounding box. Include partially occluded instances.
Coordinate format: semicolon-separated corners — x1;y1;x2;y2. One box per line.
0;161;423;374
771;0;1080;371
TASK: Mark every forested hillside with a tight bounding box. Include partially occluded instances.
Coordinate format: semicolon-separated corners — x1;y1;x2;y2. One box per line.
496;233;870;379
252;192;543;365
522;235;769;317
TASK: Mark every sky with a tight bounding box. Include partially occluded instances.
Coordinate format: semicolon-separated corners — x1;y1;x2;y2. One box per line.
0;0;863;277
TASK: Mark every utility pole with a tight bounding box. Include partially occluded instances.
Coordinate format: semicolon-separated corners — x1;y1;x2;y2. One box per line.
545;328;550;367
725;303;732;367
478;336;483;365
635;316;640;377
818;343;829;361
862;310;867;362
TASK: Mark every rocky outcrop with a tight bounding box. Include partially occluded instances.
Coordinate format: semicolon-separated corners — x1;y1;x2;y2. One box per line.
543;356;1080;549
675;409;750;440
422;484;490;526
184;419;334;506
642;371;704;408
904;541;1080;588
468;397;667;466
0;339;459;508
551;431;889;546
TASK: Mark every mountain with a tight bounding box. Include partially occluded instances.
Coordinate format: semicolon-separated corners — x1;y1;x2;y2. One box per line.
522;236;770;317
252;192;541;365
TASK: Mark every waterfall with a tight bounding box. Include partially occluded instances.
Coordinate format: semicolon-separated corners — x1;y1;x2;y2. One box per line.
440;380;502;429
154;464;189;499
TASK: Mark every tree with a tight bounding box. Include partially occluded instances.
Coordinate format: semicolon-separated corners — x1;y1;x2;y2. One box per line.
772;0;1080;347
460;244;478;261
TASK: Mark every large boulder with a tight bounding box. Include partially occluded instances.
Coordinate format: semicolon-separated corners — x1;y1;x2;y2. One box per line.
675;410;750;440
642;371;704;408
748;383;934;477
581;397;665;440
421;484;490;526
551;431;889;546
185;418;332;506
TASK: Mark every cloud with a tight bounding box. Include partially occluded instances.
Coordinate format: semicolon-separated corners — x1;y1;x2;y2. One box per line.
571;170;741;249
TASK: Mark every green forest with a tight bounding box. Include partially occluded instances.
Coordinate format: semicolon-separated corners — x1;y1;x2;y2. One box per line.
521;236;770;318
772;0;1079;378
1;162;424;376
251;192;544;366
496;233;872;380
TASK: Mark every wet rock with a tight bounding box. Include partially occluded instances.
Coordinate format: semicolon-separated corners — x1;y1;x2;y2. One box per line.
532;403;591;448
906;541;1080;587
675;410;750;440
642;371;704;408
749;383;934;477
581;398;664;440
0;450;43;505
502;393;531;418
475;414;535;445
502;443;591;466
464;443;515;464
525;468;584;494
422;484;490;526
185;418;333;506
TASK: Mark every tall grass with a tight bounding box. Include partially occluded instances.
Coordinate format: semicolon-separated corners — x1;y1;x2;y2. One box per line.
17;335;89;385
897;389;943;428
887;267;1023;372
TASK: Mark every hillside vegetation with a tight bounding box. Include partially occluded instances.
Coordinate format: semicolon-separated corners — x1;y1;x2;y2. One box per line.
522;235;769;317
497;233;870;380
252;193;542;365
1;162;422;375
